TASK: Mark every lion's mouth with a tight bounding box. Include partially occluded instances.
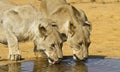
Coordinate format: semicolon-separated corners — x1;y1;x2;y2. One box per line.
48;57;61;64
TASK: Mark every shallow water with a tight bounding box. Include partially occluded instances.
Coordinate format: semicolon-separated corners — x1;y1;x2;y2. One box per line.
0;57;120;72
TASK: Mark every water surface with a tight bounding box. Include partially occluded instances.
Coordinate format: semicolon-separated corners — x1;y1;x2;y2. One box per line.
0;57;120;72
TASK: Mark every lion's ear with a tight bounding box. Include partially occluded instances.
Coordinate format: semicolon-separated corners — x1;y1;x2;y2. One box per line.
84;21;92;31
38;24;47;36
68;22;76;37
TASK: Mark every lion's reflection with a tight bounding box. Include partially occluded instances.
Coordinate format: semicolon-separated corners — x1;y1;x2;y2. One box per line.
7;58;87;72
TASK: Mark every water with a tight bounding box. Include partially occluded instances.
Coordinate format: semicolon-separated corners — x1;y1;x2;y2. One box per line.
0;57;120;72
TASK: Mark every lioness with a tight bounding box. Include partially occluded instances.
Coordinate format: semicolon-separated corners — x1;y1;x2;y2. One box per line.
0;4;63;64
40;0;91;61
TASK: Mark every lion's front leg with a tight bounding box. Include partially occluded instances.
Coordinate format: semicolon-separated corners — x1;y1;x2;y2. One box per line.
6;31;22;61
7;37;22;60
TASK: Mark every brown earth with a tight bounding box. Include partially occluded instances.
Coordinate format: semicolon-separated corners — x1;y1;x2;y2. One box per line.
0;0;120;65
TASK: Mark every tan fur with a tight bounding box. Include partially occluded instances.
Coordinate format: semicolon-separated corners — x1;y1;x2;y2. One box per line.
0;0;14;44
0;1;63;63
41;0;91;60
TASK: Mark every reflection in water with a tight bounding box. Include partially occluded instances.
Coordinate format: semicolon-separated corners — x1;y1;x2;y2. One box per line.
8;63;21;72
33;58;87;72
1;58;120;72
5;58;87;72
73;62;87;72
0;65;8;72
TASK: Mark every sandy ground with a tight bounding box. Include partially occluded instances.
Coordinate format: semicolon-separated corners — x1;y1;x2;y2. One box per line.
0;0;120;65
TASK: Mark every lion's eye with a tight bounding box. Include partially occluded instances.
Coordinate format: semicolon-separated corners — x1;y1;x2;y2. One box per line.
79;42;83;45
51;44;55;48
